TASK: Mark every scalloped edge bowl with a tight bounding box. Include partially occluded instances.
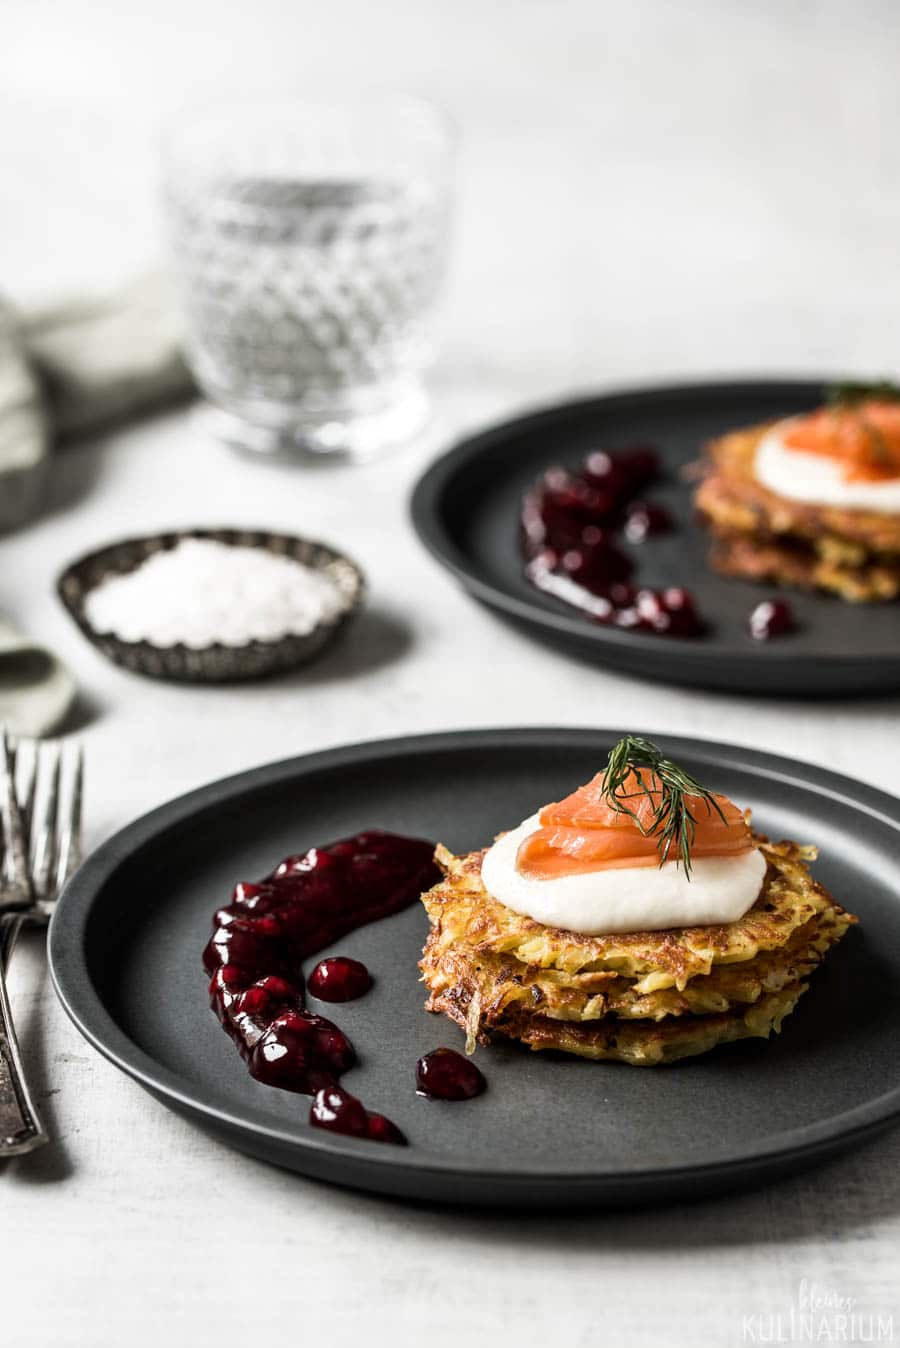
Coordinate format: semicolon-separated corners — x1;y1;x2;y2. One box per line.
57;527;365;683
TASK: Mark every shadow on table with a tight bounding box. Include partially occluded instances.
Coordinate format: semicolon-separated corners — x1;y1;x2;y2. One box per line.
55;687;106;736
284;605;414;686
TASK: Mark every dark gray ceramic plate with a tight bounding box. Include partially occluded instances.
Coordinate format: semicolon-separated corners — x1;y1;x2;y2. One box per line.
411;380;900;695
49;728;900;1208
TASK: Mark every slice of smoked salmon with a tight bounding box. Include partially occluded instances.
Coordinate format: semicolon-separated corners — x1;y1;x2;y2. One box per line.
516;768;752;879
784;400;900;482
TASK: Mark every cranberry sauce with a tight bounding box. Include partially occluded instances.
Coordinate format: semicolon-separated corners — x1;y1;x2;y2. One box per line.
526;556;704;637
416;1048;487;1101
748;598;796;640
308;957;373;1002
311;1086;406;1145
204;830;440;1142
623;500;674;543
520;446;705;636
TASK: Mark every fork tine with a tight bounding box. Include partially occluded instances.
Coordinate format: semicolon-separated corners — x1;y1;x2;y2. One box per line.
31;745;61;901
1;728;31;899
20;742;38;857
55;745;84;891
3;737;15;882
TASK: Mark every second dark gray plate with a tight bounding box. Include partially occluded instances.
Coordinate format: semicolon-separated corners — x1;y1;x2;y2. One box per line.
49;729;900;1208
411;380;900;695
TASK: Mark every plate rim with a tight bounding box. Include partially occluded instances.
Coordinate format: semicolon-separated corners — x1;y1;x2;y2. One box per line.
48;726;900;1191
409;376;899;670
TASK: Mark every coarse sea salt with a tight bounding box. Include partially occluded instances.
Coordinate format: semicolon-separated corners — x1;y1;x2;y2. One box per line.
84;538;347;649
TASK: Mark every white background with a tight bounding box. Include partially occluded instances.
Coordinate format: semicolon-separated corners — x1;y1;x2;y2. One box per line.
2;3;899;1345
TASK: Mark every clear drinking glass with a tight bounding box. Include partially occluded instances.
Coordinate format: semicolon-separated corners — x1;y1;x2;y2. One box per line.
162;95;455;458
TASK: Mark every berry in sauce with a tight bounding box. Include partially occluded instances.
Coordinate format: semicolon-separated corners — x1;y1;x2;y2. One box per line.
364;1112;407;1145
558;539;633;593
310;1087;407;1145
416;1048;487;1101
520;444;707;638
748;599;795;640
525;553;615;622
583;445;660;496
581;451;634;502
249;1008;355;1093
310;1085;369;1137
613;586;704;636
623;500;674;543
614;605;652;632
522;475;619;556
608;581;637;608
308;957;373;1002
617;445;661;487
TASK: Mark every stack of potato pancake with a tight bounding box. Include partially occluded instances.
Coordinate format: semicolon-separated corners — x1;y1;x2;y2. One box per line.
419;835;855;1066
694;423;900;601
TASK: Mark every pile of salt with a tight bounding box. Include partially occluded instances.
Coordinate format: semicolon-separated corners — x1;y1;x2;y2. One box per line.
84;538;346;648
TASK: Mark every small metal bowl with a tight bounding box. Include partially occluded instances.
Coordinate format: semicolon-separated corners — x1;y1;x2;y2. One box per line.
57;527;365;683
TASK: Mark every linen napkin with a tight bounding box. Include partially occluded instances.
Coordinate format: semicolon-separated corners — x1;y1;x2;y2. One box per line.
0;305;49;532
0;272;193;731
0;617;76;738
0;273;194;532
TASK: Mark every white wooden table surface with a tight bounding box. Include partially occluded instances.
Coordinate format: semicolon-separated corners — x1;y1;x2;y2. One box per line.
2;3;899;1344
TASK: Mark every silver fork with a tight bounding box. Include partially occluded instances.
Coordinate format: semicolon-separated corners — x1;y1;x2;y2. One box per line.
0;730;83;1155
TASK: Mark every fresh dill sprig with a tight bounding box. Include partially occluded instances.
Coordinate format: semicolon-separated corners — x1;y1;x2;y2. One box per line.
600;735;728;879
826;379;900;409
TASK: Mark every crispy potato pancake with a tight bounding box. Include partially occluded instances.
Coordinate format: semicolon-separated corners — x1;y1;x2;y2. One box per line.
421;837;845;988
694;422;900;600
491;985;808;1066
421;904;848;1026
419;835;856;1065
695;422;900;556
708;532;900;602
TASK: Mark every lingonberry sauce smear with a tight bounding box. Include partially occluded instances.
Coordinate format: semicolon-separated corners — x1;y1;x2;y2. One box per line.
204;830;440;1143
416;1048;487;1101
520;446;705;636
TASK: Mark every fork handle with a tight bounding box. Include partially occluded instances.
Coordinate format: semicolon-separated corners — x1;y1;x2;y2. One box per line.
0;914;47;1155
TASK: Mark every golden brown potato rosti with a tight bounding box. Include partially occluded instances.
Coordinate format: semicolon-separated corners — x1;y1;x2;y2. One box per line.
422;838;843;987
421;904;847;1028
708;532;900;602
696;422;900;554
694;422;900;600
419;836;856;1065
491;986;807;1066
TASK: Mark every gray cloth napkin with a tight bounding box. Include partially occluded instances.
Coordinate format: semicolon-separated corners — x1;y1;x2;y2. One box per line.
0;617;76;738
0;306;50;532
0;273;194;533
0;273;194;733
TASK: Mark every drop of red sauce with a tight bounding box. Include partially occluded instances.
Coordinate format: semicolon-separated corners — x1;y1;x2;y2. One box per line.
623;500;674;543
416;1048;487;1101
309;1085;407;1144
748;599;795;640
204;831;440;1143
308;956;373;1002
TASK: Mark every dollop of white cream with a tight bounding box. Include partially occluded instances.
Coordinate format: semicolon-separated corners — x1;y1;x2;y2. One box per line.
480;814;766;935
754;418;900;513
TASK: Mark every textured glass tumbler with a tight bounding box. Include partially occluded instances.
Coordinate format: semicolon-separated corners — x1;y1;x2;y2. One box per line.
162;96;455;458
